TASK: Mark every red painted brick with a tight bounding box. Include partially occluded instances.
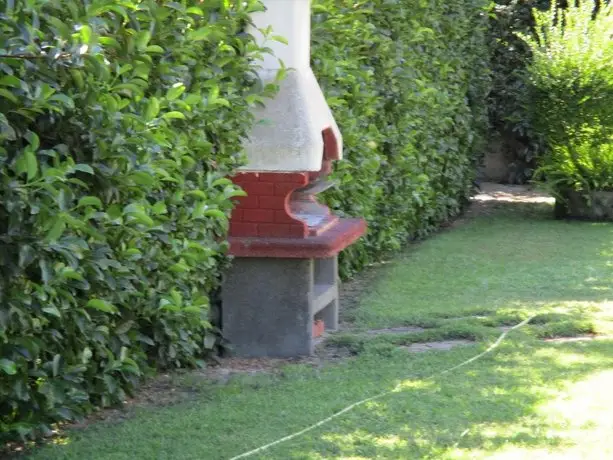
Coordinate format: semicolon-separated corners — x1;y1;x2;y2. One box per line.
231;172;259;184
229;222;258;237
287;172;309;184
275;210;299;224
322;127;340;160
230;209;243;222
257;224;290;237
258;172;308;184
289;224;307;238
259;196;286;210
309;160;334;181
242;209;274;223
242;182;274;196
235;195;259;209
275;182;300;197
256;172;283;183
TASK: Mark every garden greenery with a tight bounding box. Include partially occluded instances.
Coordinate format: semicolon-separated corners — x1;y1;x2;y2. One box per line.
487;0;550;183
520;0;613;197
0;0;278;441
2;0;494;442
311;0;491;275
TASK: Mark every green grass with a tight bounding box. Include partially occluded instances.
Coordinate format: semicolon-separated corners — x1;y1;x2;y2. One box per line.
347;203;613;338
26;201;613;459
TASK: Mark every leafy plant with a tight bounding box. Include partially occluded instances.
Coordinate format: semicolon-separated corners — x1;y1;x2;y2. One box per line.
0;0;277;441
535;140;613;197
520;0;613;197
311;0;492;276
521;0;613;145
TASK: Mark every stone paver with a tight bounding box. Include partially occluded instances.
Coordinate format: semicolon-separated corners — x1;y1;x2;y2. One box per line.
401;340;474;353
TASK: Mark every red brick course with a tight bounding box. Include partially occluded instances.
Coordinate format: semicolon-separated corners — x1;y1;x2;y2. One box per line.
229;172;309;238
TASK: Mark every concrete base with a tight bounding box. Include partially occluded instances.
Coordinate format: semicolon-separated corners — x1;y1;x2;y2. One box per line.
222;257;339;357
555;189;613;221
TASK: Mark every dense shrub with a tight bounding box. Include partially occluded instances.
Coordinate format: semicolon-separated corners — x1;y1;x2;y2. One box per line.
311;0;491;276
520;0;613;197
0;0;276;440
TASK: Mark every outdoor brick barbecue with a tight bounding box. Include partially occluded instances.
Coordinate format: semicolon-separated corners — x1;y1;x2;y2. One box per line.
221;0;366;357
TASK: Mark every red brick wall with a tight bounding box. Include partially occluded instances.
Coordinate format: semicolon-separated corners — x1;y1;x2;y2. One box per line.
230;172;309;238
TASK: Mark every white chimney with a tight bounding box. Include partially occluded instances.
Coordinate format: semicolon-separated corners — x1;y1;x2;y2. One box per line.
243;0;342;172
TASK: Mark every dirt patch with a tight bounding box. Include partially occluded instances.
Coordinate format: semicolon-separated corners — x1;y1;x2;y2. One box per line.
338;262;391;328
475;183;554;205
401;340;475;353
462;183;552;218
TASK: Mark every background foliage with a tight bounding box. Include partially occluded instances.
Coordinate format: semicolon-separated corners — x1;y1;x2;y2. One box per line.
487;0;550;183
311;0;491;276
0;0;275;441
520;0;613;197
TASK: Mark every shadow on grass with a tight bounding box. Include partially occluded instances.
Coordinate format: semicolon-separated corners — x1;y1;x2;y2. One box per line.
27;339;613;460
281;340;613;459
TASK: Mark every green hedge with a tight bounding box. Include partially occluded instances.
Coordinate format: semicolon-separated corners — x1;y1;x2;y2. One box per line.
0;0;275;441
311;0;491;276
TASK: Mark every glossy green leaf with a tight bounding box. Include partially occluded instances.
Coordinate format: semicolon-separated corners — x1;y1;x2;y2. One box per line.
128;212;154;227
0;88;18;103
52;354;61;377
162;111;186;120
166;84;186;101
77;196;103;208
42;306;62;318
187;27;211;41
135;31;151;50
0;75;22;88
80;25;93;44
203;209;226;219
46;217;66;241
146;45;164;53
86;299;117;314
0;359;17;375
73;164;95;175
152;202;167;215
21;149;38;180
271;35;288;45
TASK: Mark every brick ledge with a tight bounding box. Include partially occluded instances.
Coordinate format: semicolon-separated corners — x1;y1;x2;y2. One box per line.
228;218;366;258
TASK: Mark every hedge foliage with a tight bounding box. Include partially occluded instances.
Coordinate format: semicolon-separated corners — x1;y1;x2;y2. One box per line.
0;0;276;440
311;0;491;276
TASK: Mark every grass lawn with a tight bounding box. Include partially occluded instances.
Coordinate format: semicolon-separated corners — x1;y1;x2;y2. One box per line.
27;195;613;460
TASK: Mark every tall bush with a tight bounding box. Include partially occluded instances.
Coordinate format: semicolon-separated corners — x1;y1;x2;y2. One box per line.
520;0;613;196
0;0;276;440
311;0;491;276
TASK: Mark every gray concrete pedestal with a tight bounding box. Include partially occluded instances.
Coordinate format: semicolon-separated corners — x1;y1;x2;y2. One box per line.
222;256;339;357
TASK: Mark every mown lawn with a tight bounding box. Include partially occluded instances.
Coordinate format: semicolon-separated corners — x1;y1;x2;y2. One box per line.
28;198;613;460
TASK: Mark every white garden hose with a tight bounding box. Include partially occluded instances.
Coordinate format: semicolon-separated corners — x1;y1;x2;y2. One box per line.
229;315;535;460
